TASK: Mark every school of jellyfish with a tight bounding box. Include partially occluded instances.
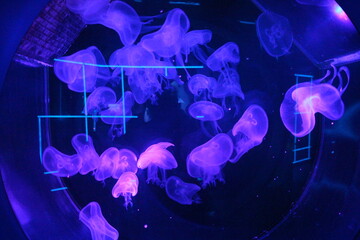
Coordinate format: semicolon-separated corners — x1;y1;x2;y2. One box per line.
43;1;350;238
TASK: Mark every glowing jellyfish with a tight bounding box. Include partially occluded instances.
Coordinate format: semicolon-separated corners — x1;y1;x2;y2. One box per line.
296;0;335;7
187;74;216;100
66;0;109;24
165;176;201;205
230;105;269;163
94;147;119;181
206;42;240;72
181;30;212;63
137;142;178;187
188;133;233;167
42;146;81;177
79;202;119;240
109;45;161;104
100;91;135;125
140;8;190;58
188;101;224;121
71;134;101;175
112;149;138;179
101;1;142;46
256;11;293;57
86;87;117;115
54;46;110;92
112;172;139;208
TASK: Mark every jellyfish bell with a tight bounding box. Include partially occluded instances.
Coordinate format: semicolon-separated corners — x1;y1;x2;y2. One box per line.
181;29;212;63
79;202;119;240
230;105;269;163
137;142;178;186
112;172;139;208
187;74;216;100
188;101;224;121
165;176;201;205
94;147;119;181
100;91;135;125
86;86;117;115
66;0;109;24
112;149;138;179
206;42;240;72
71;134;101;175
256;11;293;57
54;46;110;93
42;146;81;177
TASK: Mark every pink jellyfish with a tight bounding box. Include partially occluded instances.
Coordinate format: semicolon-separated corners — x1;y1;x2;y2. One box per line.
165;176;201;205
230;105;269;163
206;42;240;72
186;157;224;188
42;146;81;177
112;172;139;208
71;134;101;175
280;66;349;137
79;202;119;240
94;147;119;181
54;46;110;92
100;91;135;125
86;87;117;115
137;142;178;187
66;0;109;24
112;149;138;179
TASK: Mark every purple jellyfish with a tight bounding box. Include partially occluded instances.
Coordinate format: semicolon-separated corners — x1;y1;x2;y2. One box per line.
54;46;110;93
112;149;138;179
102;0;142;46
181;29;212;63
256;11;293;57
100;91;135;125
187;133;233;167
66;0;109;24
206;42;240;72
280;67;349;137
187;74;216;100
188;101;224;121
86;86;117;115
94;147;119;181
109;45;162;104
137;142;178;187
140;8;190;58
165;176;201;205
42;146;81;177
79;202;119;240
112;172;139;208
71;134;101;175
230;105;269;163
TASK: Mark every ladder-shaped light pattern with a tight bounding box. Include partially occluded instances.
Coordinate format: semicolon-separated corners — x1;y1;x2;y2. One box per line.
292;74;313;164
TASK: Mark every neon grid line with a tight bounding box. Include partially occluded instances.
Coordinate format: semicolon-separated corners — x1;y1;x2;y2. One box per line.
44;171;59;174
239;20;256;25
168;1;200;6
50;187;68;192
196;116;205;118
293;74;313;164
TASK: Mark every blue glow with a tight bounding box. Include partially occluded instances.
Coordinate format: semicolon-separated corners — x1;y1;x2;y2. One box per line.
196;116;204;118
239;21;255;25
121;67;127;134
50;187;68;192
292;146;311;152
82;64;89;142
38;115;138;118
294;74;313;78
168;1;200;6
38;117;43;163
44;171;59;174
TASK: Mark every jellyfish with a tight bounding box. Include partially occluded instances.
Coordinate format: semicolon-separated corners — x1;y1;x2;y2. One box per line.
165;176;201;205
94;147;119;181
112;149;138;179
256;11;293;57
86;87;117;115
212;68;245;115
230;105;269;163
66;0;109;24
296;0;335;7
280;67;349;137
112;172;139;208
109;45;162;104
140;8;190;58
42;146;81;177
181;29;212;63
100;91;135;125
54;46;110;93
71;134;101;175
206;42;240;72
101;0;142;46
187;74;216;100
79;202;119;240
137;142;178;187
188;101;224;137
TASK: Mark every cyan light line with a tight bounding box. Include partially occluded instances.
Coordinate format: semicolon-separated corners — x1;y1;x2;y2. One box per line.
169;1;200;6
292;157;311;164
44;171;59;174
121;67;126;134
37;115;138;118
239;20;255;25
53;59;203;69
293;146;311;152
38;117;43;163
165;68;168;77
294;74;314;78
50;187;68;192
196;116;204;118
82;64;89;142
